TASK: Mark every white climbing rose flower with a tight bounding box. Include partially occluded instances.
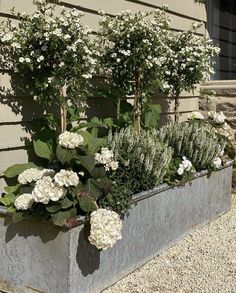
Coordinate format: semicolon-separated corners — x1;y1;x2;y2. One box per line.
14;193;35;210
187;111;204;120
88;209;123;250
59;131;84;149
54;170;79;187
208;111;226;124
32;176;66;204
18;168;55;184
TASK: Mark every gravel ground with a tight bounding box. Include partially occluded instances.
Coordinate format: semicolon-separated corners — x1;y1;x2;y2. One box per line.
103;194;236;293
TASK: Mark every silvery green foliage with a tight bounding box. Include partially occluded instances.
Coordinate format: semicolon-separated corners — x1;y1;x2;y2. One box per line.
158;121;226;170
108;127;173;193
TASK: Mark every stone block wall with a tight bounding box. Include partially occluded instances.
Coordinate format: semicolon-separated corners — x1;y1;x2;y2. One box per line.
199;86;236;191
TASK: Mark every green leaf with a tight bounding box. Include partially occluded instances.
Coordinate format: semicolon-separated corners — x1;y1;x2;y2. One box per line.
83;178;101;200
56;145;79;165
33;128;56;161
46;204;62;213
81;131;106;154
143;103;162;129
4;184;21;194
0;193;15;207
91;166;106;178
33;139;52;160
4;163;39;178
78;195;98;213
61;197;74;209
12;211;25;223
77;155;96;173
7;206;16;213
51;208;77;227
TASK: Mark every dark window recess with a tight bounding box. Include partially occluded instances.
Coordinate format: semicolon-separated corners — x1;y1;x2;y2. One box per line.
207;0;236;80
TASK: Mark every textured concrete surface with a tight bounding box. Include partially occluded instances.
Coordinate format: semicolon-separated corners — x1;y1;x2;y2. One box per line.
104;193;236;293
0;165;232;293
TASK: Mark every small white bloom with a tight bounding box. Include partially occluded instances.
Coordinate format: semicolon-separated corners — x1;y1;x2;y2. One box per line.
212;157;222;169
188;111;204;120
82;73;92;79
37;55;44;63
177;157;193;176
19;57;25;63
88;209;123;250
59;131;84;149
54;170;79;187
14;193;34;210
2;33;13;42
25;58;31;63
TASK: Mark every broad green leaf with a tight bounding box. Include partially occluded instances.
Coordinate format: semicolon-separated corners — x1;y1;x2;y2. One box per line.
7;206;16;213
46;204;62;213
12;211;24;223
61;197;74;209
33;128;56;161
51;208;77;227
143;103;162;129
56;145;79;165
78;195;98;213
33;139;52;160
77;155;96;173
83;179;101;200
4;163;39;178
0;193;15;207
91;166;106;179
4;184;21;194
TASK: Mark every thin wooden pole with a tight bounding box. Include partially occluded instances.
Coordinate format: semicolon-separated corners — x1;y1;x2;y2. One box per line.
60;87;67;133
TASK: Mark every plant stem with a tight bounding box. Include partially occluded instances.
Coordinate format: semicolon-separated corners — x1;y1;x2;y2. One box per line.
133;70;141;132
174;89;180;123
60;87;67;133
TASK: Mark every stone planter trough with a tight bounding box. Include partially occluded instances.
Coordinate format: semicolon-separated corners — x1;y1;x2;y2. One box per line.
0;162;233;293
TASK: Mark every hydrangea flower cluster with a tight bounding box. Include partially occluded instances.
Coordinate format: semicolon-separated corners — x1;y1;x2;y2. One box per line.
18;168;55;184
54;170;79;187
14;168;80;209
88;209;123;250
59;131;84;149
94;147;119;171
0;0;96;105
187;111;204;120
177;157;194;176
14;193;35;210
32;176;66;204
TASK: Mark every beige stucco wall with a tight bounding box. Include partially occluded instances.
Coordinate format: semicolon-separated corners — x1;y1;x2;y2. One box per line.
0;0;206;189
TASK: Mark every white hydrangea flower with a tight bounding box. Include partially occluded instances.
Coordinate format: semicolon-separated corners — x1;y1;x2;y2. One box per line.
32;176;66;204
14;193;35;210
212;157;222;169
59;131;84;149
177;157;193;176
94;147;119;171
54;170;79;187
187;111;204;120
18;168;43;184
88;209;123;250
18;168;55;184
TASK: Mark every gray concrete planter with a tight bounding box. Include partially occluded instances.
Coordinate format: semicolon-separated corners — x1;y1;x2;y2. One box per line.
0;163;233;293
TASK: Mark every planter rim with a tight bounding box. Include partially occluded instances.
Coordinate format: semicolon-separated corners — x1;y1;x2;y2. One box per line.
0;160;233;229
